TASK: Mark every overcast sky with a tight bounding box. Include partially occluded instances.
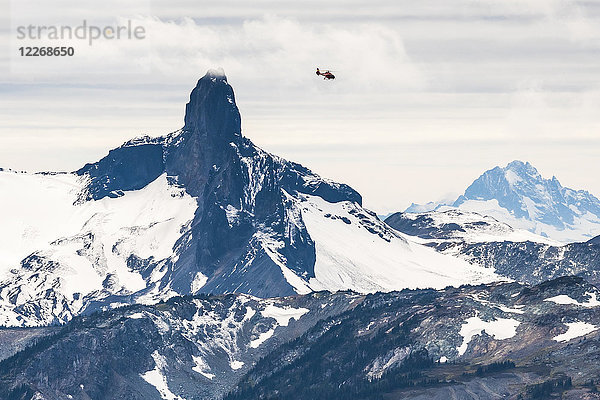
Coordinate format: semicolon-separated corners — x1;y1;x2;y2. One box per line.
1;0;599;213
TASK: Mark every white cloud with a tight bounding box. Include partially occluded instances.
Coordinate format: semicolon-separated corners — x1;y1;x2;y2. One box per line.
6;15;424;94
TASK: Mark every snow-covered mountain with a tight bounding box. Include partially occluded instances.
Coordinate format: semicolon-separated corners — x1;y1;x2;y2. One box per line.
0;69;499;327
406;160;600;243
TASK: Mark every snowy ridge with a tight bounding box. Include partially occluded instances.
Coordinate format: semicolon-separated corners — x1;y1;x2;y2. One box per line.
386;209;558;245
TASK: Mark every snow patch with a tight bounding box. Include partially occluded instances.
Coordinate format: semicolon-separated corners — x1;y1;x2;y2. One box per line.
497;305;525;314
230;360;244;370
457;316;520;356
545;293;600;308
140;351;184;400
192;355;215;380
250;328;275;348
553;322;598;342
190;272;208;294
261;304;309;326
223;204;242;227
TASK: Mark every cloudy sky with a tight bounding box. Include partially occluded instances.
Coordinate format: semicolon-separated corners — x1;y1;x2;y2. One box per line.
1;0;599;213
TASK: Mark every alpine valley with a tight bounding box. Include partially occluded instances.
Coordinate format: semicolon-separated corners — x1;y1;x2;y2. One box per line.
2;70;600;400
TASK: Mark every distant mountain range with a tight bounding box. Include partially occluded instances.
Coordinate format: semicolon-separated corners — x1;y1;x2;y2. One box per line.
404;160;600;243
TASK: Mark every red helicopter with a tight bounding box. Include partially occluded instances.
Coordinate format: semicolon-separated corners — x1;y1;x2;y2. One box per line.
316;68;335;80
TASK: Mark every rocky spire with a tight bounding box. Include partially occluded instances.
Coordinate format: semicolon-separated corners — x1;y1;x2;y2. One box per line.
183;68;242;142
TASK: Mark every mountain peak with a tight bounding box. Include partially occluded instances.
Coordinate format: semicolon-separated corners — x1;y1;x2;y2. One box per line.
504;160;541;181
505;160;527;169
505;160;529;169
183;69;241;139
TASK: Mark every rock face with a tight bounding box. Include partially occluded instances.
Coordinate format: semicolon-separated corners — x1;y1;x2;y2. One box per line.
76;143;165;201
3;277;600;400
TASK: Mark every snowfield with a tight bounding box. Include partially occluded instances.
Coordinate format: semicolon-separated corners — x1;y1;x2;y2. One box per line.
0;171;84;276
457;316;520;356
544;293;600;308
299;195;500;293
0;170;196;278
553;322;598;342
0;170;197;326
